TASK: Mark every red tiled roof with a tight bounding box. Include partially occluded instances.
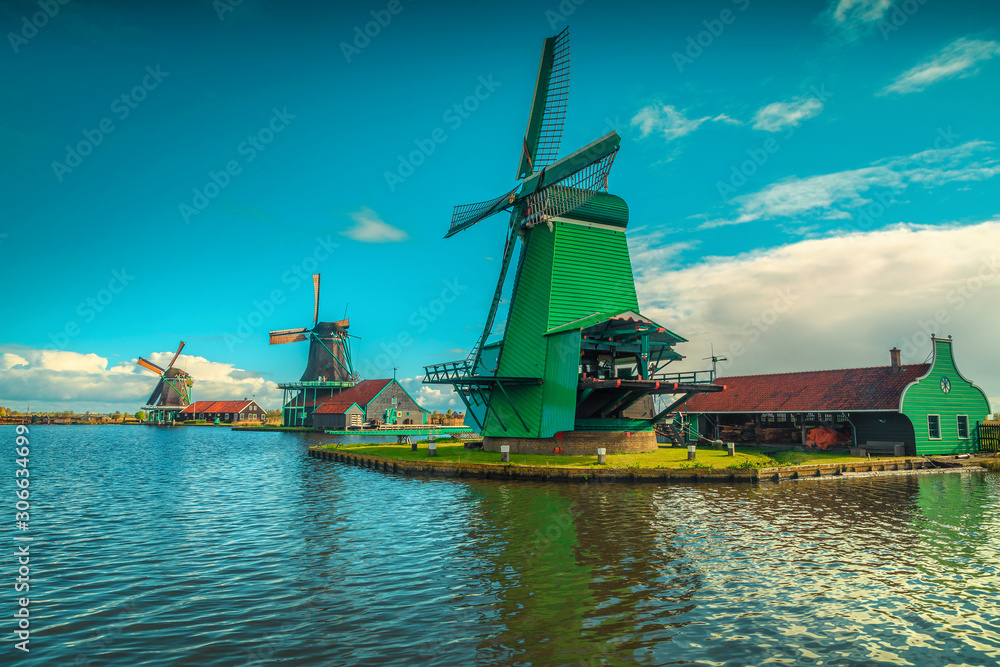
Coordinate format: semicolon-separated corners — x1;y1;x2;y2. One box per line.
284;398;335;408
683;364;930;414
313;379;393;415
180;400;257;414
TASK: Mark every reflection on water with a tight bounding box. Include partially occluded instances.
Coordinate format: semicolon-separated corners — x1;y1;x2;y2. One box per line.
5;426;999;666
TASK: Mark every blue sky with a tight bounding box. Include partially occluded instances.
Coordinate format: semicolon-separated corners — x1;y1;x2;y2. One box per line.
1;0;998;414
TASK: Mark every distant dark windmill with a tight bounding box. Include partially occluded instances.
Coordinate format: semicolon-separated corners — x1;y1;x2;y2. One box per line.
269;273;354;382
138;341;193;423
270;274;357;426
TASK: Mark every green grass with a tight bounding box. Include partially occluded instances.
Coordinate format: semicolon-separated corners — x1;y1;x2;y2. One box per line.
980;458;1000;472
319;442;873;470
768;450;875;466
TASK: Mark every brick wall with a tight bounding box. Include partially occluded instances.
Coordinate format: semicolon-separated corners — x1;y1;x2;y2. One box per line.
483;429;657;455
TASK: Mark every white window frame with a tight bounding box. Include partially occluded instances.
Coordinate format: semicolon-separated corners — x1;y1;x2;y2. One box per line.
927;414;941;440
957;414;970;440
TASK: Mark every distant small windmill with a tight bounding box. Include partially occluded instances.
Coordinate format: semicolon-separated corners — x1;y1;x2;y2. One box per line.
268;273;354;382
138;341;193;422
703;344;728;380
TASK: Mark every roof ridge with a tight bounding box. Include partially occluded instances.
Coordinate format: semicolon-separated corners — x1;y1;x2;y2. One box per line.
716;362;929;381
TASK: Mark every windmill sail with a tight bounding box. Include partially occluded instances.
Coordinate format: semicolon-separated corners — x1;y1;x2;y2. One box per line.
137;358;165;375
521;145;618;228
312;274;321;326
269;328;310;345
517;27;570;180
446;186;521;238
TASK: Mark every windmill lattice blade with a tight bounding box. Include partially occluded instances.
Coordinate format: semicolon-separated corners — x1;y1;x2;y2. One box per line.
167;341;186;370
522;147;618;228
137;357;165;376
146;378;166;406
517;27;570;180
312;274;320;326
445;186;520;238
269;328;310;345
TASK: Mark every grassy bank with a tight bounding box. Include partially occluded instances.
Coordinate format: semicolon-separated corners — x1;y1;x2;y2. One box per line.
319;442;872;470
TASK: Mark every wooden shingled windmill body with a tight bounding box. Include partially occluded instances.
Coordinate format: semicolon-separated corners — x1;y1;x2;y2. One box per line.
269;273;357;427
138;341;193;424
423;28;722;454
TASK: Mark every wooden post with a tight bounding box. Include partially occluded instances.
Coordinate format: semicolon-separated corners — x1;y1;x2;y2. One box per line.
597;447;606;464
501;445;510;463
727;442;735;457
687;444;696;460
428;442;437;457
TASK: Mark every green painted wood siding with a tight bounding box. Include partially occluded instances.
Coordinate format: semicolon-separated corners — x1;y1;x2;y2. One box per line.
548;220;639;331
900;338;991;455
540;331;581;436
485;207;646;439
486;225;554;437
561;193;630;228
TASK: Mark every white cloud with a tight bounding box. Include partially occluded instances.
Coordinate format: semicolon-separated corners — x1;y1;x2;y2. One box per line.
710;140;1000;228
399;376;459;412
633;221;1000;410
712;113;743;126
631;105;709;142
882;38;1000;95
341;207;409;243
631;105;740;143
752;97;824;132
0;354;28;371
0;348;281;413
821;0;892;39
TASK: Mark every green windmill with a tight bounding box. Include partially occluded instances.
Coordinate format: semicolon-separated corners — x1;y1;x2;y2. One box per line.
424;28;722;454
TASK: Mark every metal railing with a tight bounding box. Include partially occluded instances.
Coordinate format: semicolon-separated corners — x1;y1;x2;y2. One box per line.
423;359;472;383
651;369;716;385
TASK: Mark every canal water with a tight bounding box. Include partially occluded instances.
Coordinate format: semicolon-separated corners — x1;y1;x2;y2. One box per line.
5;426;1000;666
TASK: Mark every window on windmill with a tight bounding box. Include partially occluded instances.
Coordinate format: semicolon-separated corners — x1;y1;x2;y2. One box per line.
928;414;941;439
957;415;969;439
